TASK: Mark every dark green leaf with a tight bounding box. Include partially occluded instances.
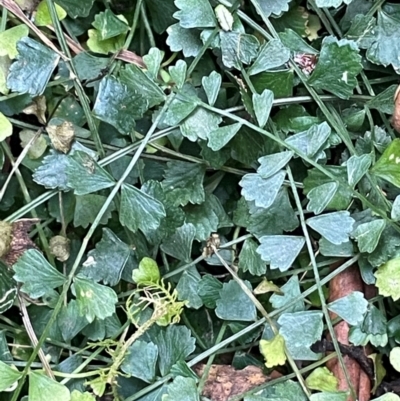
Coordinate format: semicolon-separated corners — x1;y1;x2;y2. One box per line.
55;0;94;18
238;238;266;276
279;29;319;54
73;52;109;82
164;376;199;401
198;274;223;309
0;360;22;391
146;0;177;34
306;182;338;215
251;70;294;98
174;0;216;29
57;300;89;342
161;223;196;262
367;84;397;115
92;10;129;40
352;219;386;253
73;194;115;228
372;139;400;188
176;267;203;309
207;123;242;151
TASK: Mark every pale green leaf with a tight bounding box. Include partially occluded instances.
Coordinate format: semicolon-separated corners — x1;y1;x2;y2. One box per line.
180;108;221;142
310;392;349;401
257;151;293;179
35;0;67;26
207;123;242;151
132;257;160;284
372;394;400;401
202;71;221;106
92;10;129;40
327;291;368;325
0;112;12;141
306;211;355;245
238;238;266;276
307;182;338;215
278;311;323;360
320;238;355;257
73;276;118;322
248;39;290;75
70;391;96;401
169;60;187;89
306;367;338;392
19;130;47;159
352;219;386;253
253;0;291;18
0;361;22;392
216;280;257;321
143;47;164;80
161;223;196;262
375;258;400;301
240;171;286;209
174;0;216;29
86;29;125;54
13;249;66;299
257;235;305;272
392;195;400;221
270;276;304;314
166;24;203;57
347;153;372;187
164;376;199;401
315;0;353;6
253;89;274;128
29;371;70;401
259;334;287;368
390;347;400;372
0;25;29;59
372;138;400;188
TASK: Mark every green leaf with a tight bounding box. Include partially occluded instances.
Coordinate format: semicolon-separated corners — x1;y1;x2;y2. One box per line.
306;182;338;215
163;161;206;207
7;37;59;96
239;238;266;276
253;89;274;128
146;0;177;34
279;28;319;55
240;171;286;209
366;12;400;70
310;393;349;401
164;376;199;401
161;223;196;262
156;325;196;376
143;47;163;80
253;0;291;18
35;0;67;26
306;367;338;392
315;0;352;6
0;25;29;59
121;340;158;383
132;257;160;284
372;394;400;401
367;84;397;115
120;183;166;233
70;391;96;401
220;31;259;69
270;276;304;313
198;274;223;309
320;238;355;257
169;60;187;89
257;151;293;179
257;235;305;272
57;300;89;342
375;258;400;301
73;194;115;228
180;108;222;142
327;291;368;325
202;71;221;106
29;371;70;401
174;0;216;29
66;151;115;195
372;138;400;188
215;280;257;322
81;228;131;286
308;36;362;99
0;360;22;391
306;211;355;245
347;153;372;187
248;39;290;75
352;219;386;253
93;76;148;134
0;262;17;314
92;9;129;40
176;267;203;309
73;275;118;322
207;123;242;151
119;64;166;108
392;195;400;221
278;311;323;360
13;249;66;299
0;112;12;142
55;0;94;18
86;29;125;54
259;334;287;368
166;24;203;57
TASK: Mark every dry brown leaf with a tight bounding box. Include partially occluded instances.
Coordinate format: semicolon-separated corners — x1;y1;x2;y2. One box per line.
193;363;281;401
23;96;47;124
392;85;400;132
47;120;75;153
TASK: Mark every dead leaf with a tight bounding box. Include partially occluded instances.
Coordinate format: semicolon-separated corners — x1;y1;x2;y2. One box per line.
23;96;47;124
193;363;281;401
49;235;70;262
392;85;400;132
46;120;75;153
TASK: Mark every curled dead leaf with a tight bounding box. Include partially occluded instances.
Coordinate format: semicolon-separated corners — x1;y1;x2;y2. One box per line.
46;120;75;153
49;235;70;262
22;96;47;124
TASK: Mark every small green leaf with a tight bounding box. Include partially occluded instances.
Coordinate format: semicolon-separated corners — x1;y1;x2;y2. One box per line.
257;235;305;272
239;238;266;276
164;376;199;401
35;0;67;26
310;393;349;401
29;371;70;401
169;60;187;89
220;31;259;69
248;39;290;75
352;219;386;253
0;112;12;141
66;151;115;195
176;267;203;309
279;28;319;55
253;89;274;128
198;274;223;309
86;29;125;54
161;223;196;262
257;151;293;179
93;76;148;134
240;171;286;209
327;291;368;325
13;249;66;299
306;211;355;245
121;340;158;383
19;130;47;159
73;194;115;229
315;0;352;6
0;25;29;59
7;37;59;96
306;367;338;392
367;84;397;115
120;183;166;233
57;300;89;342
132;257;160;285
92;10;129;40
180;108;221;142
390;347;400;372
207;123;242;151
81;228;131;286
174;0;216;29
56;0;94;18
306;182;338;215
0;361;22;391
253;0;291;18
216;280;257;322
70;390;96;401
308;36;362;99
143;47;163;80
372;138;400;188
347;153;372;187
278;311;323;360
259;334;287;368
375;258;400;301
166;24;203;57
392;195;400;221
202;71;221;106
73;275;118;322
